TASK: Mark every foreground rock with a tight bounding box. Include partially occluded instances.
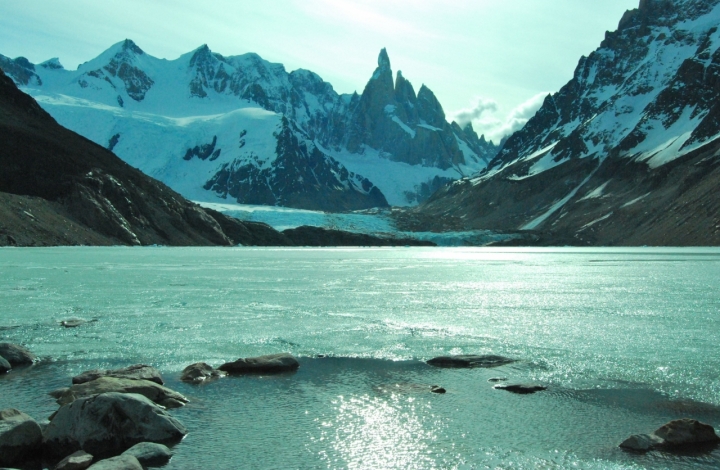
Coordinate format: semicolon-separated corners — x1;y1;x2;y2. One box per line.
0;343;36;366
43;392;187;459
0;355;10;373
55;377;188;408
426;355;515;368
620;418;720;452
0;409;43;467
87;454;142;470
73;364;164;385
493;383;547;394
219;353;300;374
122;442;172;466
180;362;226;384
54;450;94;470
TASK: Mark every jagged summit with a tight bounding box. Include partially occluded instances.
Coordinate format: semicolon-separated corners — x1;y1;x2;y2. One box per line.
40;58;63;70
378;48;391;70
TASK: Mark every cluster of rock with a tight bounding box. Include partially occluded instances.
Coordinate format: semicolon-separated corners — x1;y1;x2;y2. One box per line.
620;418;720;452
0;351;305;468
425;353;547;395
0;357;182;469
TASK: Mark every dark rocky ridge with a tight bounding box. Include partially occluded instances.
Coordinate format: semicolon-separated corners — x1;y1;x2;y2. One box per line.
400;0;720;246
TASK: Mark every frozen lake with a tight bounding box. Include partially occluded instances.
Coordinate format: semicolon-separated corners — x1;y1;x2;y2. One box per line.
1;247;719;469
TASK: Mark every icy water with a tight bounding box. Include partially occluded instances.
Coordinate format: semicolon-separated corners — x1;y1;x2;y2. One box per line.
1;247;720;469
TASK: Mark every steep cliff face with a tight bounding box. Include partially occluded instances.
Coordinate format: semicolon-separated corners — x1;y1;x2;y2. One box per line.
402;0;720;246
330;49;492;171
1;43;497;210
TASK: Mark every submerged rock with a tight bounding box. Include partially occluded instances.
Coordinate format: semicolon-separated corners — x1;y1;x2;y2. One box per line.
493;383;547;394
0;408;43;467
0;355;10;373
43;392;187;459
72;364;164;385
180;362;226;383
54;450;94;470
60;319;91;328
56;377;188;408
0;343;36;366
86;454;142;470
122;441;172;466
426;355;515;369
219;353;300;374
620;418;720;452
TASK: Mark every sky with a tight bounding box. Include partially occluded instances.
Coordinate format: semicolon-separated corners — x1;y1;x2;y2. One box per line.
0;0;639;143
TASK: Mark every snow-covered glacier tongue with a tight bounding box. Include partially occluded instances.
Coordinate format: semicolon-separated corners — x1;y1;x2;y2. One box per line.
404;0;720;246
1;41;497;212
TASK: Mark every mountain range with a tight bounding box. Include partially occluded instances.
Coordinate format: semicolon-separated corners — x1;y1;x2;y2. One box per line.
1;43;496;212
400;0;720;246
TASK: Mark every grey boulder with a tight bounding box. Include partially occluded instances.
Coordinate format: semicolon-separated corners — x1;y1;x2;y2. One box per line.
122;441;172;466
43;392;187;458
180;362;226;383
0;409;43;466
54;450;94;470
218;353;300;374
72;364;164;385
86;454;142;470
620;418;720;452
0;343;36;366
56;377;188;408
0;355;10;373
493;383;547;394
426;354;515;368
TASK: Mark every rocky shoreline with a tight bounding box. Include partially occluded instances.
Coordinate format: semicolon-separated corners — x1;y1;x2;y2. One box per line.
2;345;719;468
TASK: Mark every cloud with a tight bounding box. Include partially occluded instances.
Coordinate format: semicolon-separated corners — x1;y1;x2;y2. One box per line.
453;92;548;144
453;97;498;127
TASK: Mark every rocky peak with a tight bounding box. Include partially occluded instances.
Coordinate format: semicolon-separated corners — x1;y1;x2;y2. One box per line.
40;58;63;70
416;85;445;127
121;39;144;56
0;55;42;86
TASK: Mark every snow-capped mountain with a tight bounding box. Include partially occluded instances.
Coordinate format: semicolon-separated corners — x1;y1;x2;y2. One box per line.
0;41;496;211
403;0;720;245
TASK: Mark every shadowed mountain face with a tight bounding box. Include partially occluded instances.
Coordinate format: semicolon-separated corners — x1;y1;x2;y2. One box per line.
0;68;290;247
400;0;720;246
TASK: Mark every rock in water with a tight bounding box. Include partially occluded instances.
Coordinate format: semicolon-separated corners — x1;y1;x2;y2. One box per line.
43;392;187;459
218;353;300;374
0;355;10;373
60;319;87;328
87;454;143;470
619;418;720;452
0;343;36;366
493;383;547;394
426;355;515;368
180;362;226;383
72;364;164;385
0;408;43;467
56;377;188;408
122;441;172;466
619;433;665;451
54;450;94;470
654;419;720;447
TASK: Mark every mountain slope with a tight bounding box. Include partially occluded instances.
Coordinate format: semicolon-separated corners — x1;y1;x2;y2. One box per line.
1;42;496;209
0;67;294;246
402;0;720;246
